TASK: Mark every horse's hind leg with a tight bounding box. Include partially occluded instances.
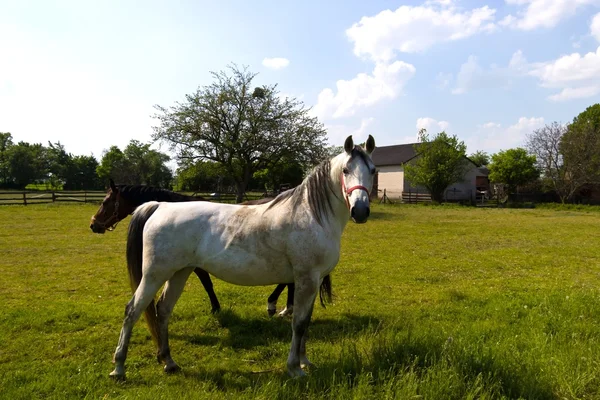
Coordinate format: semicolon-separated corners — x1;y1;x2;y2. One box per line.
267;284;286;316
278;283;295;317
156;267;194;373
286;272;319;378
110;276;163;379
193;268;221;313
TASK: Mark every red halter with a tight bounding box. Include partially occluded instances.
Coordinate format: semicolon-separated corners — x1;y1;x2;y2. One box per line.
340;172;370;210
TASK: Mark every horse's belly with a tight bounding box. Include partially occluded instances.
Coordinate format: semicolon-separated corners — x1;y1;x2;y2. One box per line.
200;251;294;286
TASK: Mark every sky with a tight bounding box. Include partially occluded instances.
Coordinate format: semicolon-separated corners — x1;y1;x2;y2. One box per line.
1;0;599;166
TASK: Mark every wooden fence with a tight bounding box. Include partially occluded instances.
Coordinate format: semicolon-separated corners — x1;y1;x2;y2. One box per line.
0;191;266;206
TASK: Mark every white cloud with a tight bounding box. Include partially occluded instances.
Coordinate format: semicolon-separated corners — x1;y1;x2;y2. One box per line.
452;55;514;94
453;56;484;94
416;117;450;134
467;117;545;153
527;46;600;101
501;0;600;31
436;72;453;89
591;12;600;42
480;122;502;129
325;117;375;147
262;57;290;70
345;4;497;62
312;61;416;120
547;86;600;101
450;47;600;101
425;0;455;5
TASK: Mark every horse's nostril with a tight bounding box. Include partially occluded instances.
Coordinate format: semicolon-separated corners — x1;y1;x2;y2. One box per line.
366;208;370;217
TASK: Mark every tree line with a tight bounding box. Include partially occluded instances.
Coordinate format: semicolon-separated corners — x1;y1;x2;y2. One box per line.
404;103;600;204
0;134;176;190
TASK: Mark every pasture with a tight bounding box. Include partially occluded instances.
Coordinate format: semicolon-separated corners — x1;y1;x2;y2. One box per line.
1;203;600;399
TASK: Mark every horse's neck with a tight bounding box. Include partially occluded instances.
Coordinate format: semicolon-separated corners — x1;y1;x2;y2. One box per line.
325;157;351;232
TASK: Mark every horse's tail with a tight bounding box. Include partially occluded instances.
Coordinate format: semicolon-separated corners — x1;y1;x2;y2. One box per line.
126;201;161;349
319;274;333;308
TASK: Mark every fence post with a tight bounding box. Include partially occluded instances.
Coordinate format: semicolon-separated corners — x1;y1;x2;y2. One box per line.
52;192;56;203
23;192;27;206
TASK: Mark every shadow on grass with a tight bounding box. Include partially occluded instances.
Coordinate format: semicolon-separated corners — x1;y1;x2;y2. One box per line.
310;330;556;399
171;309;381;350
164;329;556;399
167;310;556;398
367;208;398;221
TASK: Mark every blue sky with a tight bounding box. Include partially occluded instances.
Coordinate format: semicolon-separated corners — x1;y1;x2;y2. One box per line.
1;0;599;165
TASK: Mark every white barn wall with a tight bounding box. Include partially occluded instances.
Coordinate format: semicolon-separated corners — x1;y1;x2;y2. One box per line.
377;165;404;198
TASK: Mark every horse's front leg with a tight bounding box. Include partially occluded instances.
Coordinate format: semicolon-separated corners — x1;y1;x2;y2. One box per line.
286;271;319;378
110;277;163;379
193;268;221;313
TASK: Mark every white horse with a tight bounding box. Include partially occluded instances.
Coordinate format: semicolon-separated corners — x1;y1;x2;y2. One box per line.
109;135;377;379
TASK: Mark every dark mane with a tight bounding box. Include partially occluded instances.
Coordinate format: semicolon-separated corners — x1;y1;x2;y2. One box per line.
116;184;205;208
267;159;335;226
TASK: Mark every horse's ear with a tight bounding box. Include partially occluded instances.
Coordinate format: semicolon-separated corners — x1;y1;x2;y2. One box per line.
365;135;375;155
109;178;117;191
344;135;354;154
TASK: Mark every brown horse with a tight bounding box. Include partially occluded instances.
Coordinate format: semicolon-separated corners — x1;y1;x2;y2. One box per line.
90;179;331;316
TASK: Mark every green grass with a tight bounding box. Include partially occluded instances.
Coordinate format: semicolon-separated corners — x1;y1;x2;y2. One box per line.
1;203;600;399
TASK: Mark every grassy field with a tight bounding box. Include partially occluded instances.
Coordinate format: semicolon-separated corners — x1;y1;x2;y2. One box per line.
1;203;600;399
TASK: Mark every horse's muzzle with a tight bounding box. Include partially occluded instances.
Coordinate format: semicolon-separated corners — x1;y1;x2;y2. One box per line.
90;218;106;234
350;202;370;224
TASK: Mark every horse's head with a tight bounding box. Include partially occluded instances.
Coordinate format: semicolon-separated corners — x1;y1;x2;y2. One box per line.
340;134;376;224
89;179;133;234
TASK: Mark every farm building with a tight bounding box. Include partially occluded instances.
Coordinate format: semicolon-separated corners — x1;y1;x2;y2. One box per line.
371;142;489;202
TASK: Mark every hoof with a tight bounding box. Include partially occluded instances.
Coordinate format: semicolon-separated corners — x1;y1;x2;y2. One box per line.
109;369;125;381
164;362;181;374
300;360;314;369
287;367;307;378
211;307;221;314
278;307;293;317
267;308;276;317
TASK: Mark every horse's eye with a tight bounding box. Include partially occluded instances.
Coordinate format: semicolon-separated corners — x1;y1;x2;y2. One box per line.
370;168;376;175
343;167;349;175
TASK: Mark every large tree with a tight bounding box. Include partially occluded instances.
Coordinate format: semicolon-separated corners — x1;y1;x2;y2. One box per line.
152;64;327;203
63;155;102;190
0;132;14;187
96;146;129;184
176;160;232;192
525;122;579;203
45;141;72;189
488;148;539;192
6;141;47;188
559;104;600;199
469;150;490;167
253;155;305;193
404;129;470;202
96;140;173;188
